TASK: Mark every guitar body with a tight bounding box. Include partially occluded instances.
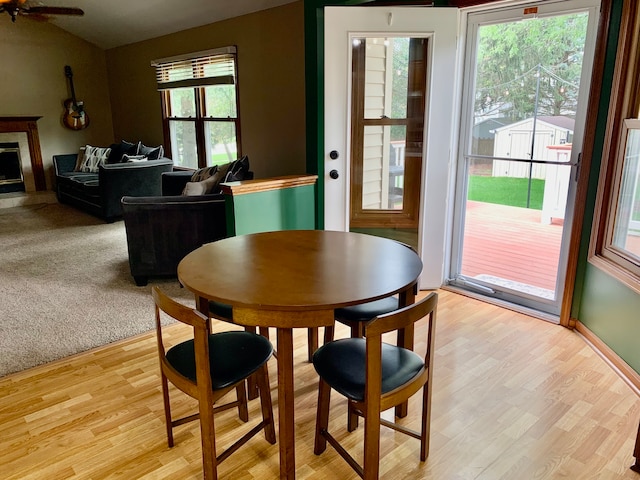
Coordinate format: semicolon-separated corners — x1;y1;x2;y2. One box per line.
62;98;89;131
62;66;89;131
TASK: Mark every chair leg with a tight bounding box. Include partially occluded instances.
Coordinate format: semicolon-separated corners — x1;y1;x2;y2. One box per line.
307;327;319;362
160;372;174;448
363;403;381;480
236;382;249;422
420;384;432;461
245;326;260;400
255;365;277;444
197;394;218;480
314;378;331;455
347;399;359;432
323;325;335;344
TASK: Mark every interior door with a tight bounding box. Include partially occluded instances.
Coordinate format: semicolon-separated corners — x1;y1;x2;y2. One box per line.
324;6;459;288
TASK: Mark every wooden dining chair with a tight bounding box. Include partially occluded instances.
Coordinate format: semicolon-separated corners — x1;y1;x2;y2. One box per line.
323;241;417;345
313;292;438;480
204;298;319;362
153;287;276;480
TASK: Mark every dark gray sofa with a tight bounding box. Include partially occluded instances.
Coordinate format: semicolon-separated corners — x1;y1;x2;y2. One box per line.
53;153;173;222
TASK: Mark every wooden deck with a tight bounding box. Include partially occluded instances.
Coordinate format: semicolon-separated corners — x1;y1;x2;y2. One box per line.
460;201;564;294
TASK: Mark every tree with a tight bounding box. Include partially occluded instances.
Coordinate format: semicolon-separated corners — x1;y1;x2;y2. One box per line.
474;13;588;122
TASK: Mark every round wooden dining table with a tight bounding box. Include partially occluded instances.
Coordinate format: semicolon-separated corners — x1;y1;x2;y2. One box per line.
178;229;423;479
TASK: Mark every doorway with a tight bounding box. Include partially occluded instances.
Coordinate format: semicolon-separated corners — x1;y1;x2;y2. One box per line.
449;0;600;316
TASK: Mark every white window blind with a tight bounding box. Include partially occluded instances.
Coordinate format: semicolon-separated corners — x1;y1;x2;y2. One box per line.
151;46;237;90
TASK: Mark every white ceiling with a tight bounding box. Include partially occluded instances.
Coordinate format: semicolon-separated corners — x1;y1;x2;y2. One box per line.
35;0;297;50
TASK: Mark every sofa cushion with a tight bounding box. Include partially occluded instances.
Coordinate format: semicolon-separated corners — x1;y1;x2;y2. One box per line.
183;162;232;196
107;141;139;164
77;145;112;173
138;143;164;160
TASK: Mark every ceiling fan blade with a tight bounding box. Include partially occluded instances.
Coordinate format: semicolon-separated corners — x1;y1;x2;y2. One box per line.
24;6;84;16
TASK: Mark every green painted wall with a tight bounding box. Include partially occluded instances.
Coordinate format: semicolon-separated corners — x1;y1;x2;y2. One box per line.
225;184;317;236
573;0;640;375
579;265;640;373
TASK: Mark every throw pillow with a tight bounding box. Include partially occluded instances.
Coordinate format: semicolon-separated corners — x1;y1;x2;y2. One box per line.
73;146;86;171
222;155;250;183
78;145;112;173
190;165;217;183
138;143;164;160
107;140;139;164
182;162;232;196
123;154;148;162
182;181;208;196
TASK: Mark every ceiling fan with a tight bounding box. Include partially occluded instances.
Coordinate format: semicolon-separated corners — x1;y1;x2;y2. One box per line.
0;0;83;23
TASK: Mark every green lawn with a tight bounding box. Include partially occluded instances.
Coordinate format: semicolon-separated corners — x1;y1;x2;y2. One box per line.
467;175;545;210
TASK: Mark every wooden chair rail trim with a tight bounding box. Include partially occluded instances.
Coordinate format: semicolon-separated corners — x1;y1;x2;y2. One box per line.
220;174;318;196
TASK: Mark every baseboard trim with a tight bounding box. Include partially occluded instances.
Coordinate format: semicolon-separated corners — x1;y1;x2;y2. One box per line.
575;320;640;396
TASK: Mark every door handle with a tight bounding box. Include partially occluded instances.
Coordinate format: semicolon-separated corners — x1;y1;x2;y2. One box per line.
329;170;339;179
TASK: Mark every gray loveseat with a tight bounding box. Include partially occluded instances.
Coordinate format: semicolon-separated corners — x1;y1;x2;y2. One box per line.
53;153;173;222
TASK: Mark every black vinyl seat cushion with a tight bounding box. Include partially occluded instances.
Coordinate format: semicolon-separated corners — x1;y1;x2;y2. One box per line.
335;296;399;322
166;331;273;390
209;300;233;320
312;338;424;402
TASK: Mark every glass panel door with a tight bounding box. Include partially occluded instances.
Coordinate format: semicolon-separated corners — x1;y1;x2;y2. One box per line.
349;36;426;238
450;0;600;315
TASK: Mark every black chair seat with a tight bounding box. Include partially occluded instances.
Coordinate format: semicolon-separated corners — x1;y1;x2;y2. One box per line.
209;300;233;320
167;331;273;390
335;296;399;323
312;338;424;402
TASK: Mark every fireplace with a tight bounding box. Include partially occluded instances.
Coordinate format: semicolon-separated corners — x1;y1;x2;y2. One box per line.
0;143;25;194
0;117;45;194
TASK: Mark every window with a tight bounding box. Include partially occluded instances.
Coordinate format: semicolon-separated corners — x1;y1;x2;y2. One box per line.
152;46;241;169
590;0;640;290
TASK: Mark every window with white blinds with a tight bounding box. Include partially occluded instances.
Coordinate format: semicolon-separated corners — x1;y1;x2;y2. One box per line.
151;46;241;170
152;46;237;90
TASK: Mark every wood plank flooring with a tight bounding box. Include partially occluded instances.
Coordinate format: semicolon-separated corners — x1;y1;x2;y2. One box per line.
1;289;638;479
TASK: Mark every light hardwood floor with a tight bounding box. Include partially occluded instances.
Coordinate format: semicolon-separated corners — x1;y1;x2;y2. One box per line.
1;289;638;479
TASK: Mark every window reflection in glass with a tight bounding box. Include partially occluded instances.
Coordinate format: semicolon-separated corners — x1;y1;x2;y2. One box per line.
169;120;197;168
612;122;640;259
362;125;406;210
168;88;196;118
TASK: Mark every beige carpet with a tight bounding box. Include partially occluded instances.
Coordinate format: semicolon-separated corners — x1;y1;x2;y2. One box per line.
0;202;194;377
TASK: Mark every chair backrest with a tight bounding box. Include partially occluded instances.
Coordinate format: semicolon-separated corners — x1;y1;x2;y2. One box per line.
365;291;437;338
363;292;437;406
152;286;213;398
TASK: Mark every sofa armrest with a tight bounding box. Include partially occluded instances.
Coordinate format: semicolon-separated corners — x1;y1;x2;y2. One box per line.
99;158;174;220
53;154;78;176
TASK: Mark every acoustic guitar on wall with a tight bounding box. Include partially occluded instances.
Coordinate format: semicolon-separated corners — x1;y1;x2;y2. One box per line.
62;65;89;130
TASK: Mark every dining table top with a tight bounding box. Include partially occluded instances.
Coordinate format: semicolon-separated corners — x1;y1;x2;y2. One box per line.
177;229;423;313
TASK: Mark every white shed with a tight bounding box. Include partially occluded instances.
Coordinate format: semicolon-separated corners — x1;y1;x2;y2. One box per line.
492;116;574;179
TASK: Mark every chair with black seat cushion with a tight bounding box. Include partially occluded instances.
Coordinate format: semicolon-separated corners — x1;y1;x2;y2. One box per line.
313;292;437;480
152;287;276;480
324;241;417;345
